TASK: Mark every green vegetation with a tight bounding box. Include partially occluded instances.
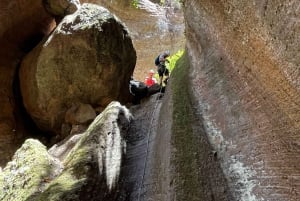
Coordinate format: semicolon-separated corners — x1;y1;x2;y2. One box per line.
166;49;184;72
0;139;55;201
35;124;97;200
154;49;184;82
0;138;86;201
35;172;85;201
131;0;139;8
171;51;204;200
0;103;126;200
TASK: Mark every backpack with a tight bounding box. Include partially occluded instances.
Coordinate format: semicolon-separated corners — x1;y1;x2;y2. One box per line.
155;56;160;66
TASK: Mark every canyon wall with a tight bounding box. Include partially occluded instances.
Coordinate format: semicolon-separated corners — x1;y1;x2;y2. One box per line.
184;0;299;200
0;1;299;200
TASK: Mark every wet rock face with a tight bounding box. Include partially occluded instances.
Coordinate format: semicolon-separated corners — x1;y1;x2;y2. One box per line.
20;3;136;134
0;102;132;201
184;0;300;200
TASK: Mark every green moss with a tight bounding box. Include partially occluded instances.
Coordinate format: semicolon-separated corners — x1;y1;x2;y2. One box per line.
0;103;124;200
0;137;91;201
35;172;85;201
0;139;54;201
35;114;106;200
171;52;204;200
35;138;91;200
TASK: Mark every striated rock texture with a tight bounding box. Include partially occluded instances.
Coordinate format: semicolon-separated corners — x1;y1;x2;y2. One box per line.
0;0;55;167
20;3;136;134
0;101;132;201
184;0;300;200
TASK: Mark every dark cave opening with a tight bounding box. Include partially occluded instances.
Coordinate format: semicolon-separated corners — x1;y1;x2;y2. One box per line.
19;33;45;53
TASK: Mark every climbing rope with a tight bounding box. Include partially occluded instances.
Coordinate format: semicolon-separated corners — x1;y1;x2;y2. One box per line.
137;84;165;201
137;1;174;199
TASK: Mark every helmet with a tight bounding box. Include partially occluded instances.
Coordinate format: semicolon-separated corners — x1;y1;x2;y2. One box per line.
164;50;170;56
149;69;155;74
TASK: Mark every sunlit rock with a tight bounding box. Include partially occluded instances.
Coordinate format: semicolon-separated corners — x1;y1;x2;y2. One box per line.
48;133;83;161
43;0;81;17
0;101;132;200
43;101;132;199
19;3;136;134
0;139;63;201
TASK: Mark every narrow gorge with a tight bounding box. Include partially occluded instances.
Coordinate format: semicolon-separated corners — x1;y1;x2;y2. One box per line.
0;0;299;201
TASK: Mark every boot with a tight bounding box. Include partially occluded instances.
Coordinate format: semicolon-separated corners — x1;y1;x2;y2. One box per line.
163;78;169;85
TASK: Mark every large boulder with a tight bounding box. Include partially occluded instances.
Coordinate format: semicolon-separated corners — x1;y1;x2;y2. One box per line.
65;103;96;125
0;101;132;201
19;3;136;134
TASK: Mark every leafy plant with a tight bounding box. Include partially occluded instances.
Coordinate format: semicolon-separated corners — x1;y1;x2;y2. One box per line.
153;49;184;84
166;49;184;73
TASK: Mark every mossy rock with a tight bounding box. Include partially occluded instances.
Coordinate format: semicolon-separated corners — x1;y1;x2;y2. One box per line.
0;139;62;201
0;102;132;201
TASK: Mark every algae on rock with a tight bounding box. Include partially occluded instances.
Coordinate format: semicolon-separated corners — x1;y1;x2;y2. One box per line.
0;139;63;201
0;102;132;201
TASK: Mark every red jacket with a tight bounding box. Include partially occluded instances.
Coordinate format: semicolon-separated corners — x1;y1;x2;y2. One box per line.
145;77;156;87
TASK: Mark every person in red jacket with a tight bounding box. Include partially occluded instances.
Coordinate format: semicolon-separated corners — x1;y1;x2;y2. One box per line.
144;69;157;87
